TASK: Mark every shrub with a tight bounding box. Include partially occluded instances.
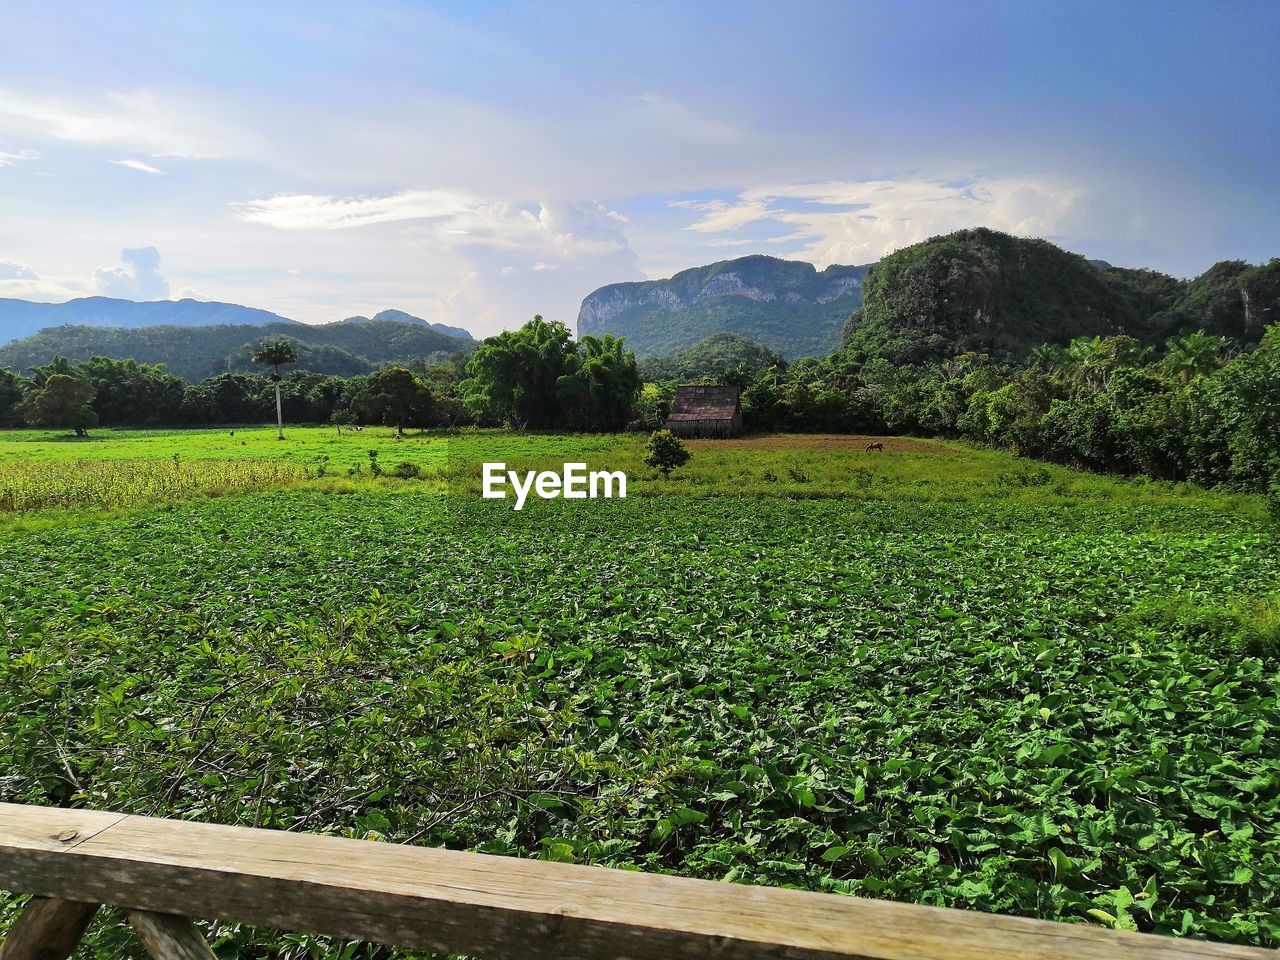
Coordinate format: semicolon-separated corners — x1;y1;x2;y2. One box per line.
644;430;691;478
392;461;422;480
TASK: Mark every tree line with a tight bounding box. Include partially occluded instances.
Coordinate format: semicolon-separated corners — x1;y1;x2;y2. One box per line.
2;316;1277;494
0;317;641;436
741;327;1280;492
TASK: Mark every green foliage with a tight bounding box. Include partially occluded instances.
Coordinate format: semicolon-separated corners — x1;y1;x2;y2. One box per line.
0;485;1277;949
0;369;24;427
557;333;642;431
17;373;98;435
463;316;577;428
643;429;690;477
344;366;436;433
0;319;473;382
1125;594;1280;662
250;339;300;379
1152;258;1280;342
391;460;423;479
75;356;187;427
638;332;786;385
737;321;1280;494
462;316;640;431
847;228;1179;364
226;339;373;378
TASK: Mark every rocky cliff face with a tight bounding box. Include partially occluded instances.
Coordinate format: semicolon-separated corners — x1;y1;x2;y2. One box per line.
577;255;872;358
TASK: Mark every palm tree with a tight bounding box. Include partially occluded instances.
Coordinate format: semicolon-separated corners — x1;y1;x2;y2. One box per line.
251;340;299;439
1164;330;1227;384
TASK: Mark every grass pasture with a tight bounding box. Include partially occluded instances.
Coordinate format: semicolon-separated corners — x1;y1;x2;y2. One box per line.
0;426;1278;953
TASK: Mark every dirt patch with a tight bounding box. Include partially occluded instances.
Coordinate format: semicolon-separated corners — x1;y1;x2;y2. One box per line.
687;434;960;454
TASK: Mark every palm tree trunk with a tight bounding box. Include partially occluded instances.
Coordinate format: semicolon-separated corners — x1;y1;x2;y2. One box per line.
274;381;284;440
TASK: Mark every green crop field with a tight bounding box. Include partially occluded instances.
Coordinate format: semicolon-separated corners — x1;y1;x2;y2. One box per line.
1;427;1278;953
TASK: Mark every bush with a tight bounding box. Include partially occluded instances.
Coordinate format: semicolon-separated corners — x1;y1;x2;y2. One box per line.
644;430;691;478
391;461;423;480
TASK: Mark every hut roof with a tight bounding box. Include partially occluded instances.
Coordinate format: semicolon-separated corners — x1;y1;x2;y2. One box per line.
667;384;741;422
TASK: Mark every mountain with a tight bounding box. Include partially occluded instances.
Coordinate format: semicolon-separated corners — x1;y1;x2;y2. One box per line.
843;228;1279;364
577;255;872;359
0;297;291;345
341;308;473;340
0;318;474;382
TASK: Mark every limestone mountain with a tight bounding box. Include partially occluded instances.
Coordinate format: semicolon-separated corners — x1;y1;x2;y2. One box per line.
577;255;872;359
843;228;1279;363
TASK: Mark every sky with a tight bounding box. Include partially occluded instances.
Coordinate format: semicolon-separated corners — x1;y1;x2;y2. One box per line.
0;0;1277;337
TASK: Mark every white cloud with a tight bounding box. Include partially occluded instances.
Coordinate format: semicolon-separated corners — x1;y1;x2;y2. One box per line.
93;246;171;300
0;260;38;280
675;176;1082;265
236;189;477;230
0;89;239;159
0;261;86;301
240;189;633;264
0;147;39;167
113;158;164;174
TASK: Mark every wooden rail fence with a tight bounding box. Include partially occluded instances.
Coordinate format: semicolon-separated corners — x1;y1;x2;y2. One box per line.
0;802;1275;960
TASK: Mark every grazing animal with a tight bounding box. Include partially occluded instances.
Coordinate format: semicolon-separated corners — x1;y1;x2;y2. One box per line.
866;441;884;452
229;430;235;436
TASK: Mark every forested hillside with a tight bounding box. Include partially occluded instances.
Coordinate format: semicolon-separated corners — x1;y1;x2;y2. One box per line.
0;318;474;381
844;228;1280;363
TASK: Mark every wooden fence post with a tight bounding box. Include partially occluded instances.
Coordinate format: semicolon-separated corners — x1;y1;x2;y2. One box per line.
0;898;100;960
126;913;215;960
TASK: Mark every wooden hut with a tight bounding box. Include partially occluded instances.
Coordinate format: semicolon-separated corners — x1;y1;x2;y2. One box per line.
664;384;743;438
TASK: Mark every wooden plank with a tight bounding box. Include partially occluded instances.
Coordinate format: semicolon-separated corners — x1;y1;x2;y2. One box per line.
0;897;99;960
126;912;215;960
0;803;1274;960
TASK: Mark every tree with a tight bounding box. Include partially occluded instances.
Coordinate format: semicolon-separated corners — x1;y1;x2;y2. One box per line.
78;356;186;426
644;430;691;478
179;373;269;424
347;367;435;434
0;369;24;427
251;340;300;439
1163;330;1228;384
18;373;98;436
555;334;641;431
462;316;576;429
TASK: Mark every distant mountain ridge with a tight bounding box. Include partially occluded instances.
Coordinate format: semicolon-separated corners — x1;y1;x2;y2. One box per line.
0;318;474;382
0;296;292;344
0;298;474;346
339;308;473;340
578;255;873;358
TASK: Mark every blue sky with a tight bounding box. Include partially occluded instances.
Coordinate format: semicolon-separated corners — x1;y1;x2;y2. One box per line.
0;0;1277;336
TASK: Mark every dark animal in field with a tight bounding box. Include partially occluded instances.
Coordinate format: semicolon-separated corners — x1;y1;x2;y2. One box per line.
229;430;235;436
866;442;884;452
